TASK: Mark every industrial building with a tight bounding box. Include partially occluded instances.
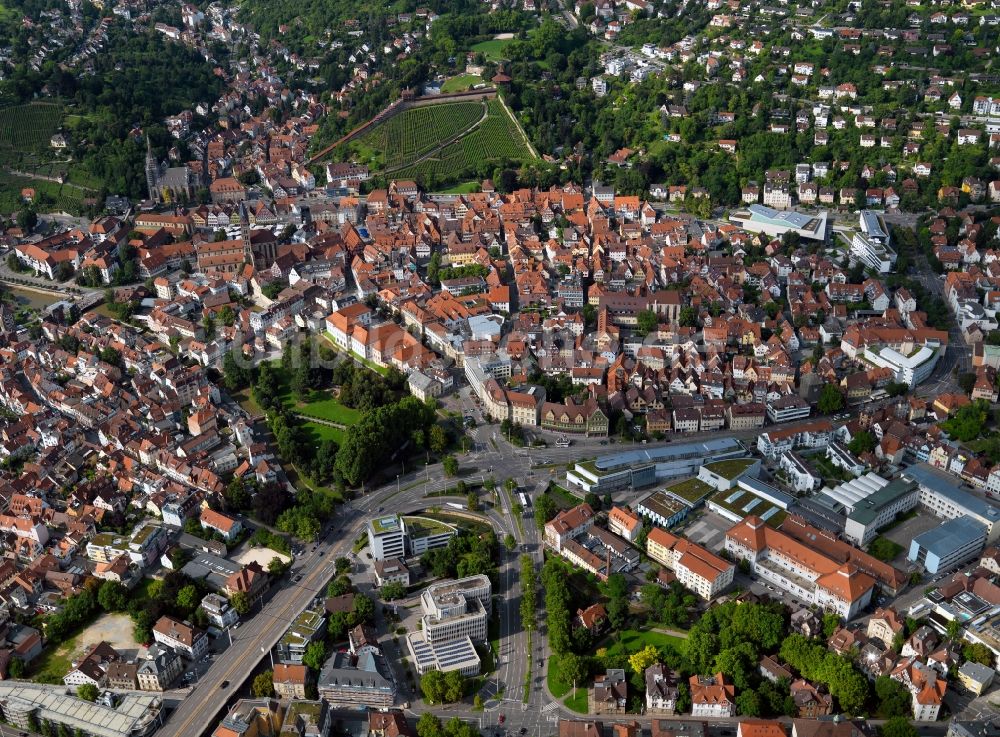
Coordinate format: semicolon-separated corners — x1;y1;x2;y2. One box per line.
566;438;747;494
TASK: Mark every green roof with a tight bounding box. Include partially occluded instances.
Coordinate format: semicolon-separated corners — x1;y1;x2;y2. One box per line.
370;516;403;535
702;458;756;481
664;477;713;503
403;515;456;538
710;488;786;527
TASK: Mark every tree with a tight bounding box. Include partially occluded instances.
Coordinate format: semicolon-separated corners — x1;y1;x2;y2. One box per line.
98;580;128;612
335;557;351;575
874;676;912;718
504;533;517;551
17;208;37;232
222;350;253;391
176;585;200;614
467;491;479;512
381;581;407;600
822;613;841;639
252;671;275;698
7;657;24;679
636;309;659;335
229;591;251;615
421;670;448;703
736;690;762;717
879;718;918;737
442;455;459;477
817;384;845;414
443;670;465;702
963;642;996;667
847;431;876;455
302;641;327;671
416;713;444;737
628;644;660;675
429;425;449;455
76;684;99;702
534;493;557;529
557;652;590;687
679;306;699;327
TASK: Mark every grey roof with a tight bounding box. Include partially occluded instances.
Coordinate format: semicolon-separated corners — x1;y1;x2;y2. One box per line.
958;660;996;684
0;684;160;737
911;515;987;555
948;719;1000;737
318;651;394;692
846;478;918;525
593;438;744;472
904;464;1000;523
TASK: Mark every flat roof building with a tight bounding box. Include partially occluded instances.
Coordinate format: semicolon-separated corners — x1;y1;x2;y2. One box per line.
842;478;920;546
908;515;988;575
730;205;829;241
567;438;747;494
0;685;161;737
904;463;1000;543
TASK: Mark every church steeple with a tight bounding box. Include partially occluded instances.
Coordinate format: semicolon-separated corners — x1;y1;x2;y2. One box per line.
144;136;159;203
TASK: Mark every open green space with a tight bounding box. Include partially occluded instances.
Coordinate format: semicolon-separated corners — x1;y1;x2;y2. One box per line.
441;74;483;93
868;535;904;562
439;181;481;194
471;37;513;61
293;393;362;426
547;483;583;511
601;629;687;661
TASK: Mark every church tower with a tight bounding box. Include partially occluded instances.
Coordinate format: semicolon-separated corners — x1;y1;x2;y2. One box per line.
239;201;253;264
144;136;159;203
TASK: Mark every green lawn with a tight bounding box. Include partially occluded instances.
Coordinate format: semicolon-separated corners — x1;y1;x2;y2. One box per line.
295;393;362;426
868;536;904;562
471;38;513;61
547;655;573;698
441;74;483;93
564;688;589;713
602;629;687;661
439;181;482;194
30;637;77;684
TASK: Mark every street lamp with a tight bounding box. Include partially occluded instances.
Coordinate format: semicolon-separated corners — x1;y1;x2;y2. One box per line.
396;474;400;494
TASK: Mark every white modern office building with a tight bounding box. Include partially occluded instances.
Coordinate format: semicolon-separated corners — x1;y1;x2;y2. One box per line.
851;210;896;273
406;575;491;676
729;205;829;242
862;345;939;387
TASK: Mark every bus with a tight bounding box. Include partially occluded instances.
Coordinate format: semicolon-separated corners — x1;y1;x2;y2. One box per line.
555;436;571;448
518;492;530;509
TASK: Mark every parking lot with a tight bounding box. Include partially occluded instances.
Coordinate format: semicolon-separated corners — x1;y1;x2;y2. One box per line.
882;512;942;552
677;510;732;552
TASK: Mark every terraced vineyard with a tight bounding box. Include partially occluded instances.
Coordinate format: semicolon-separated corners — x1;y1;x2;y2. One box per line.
360;101;485;169
0;102;62;162
393;99;535;181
